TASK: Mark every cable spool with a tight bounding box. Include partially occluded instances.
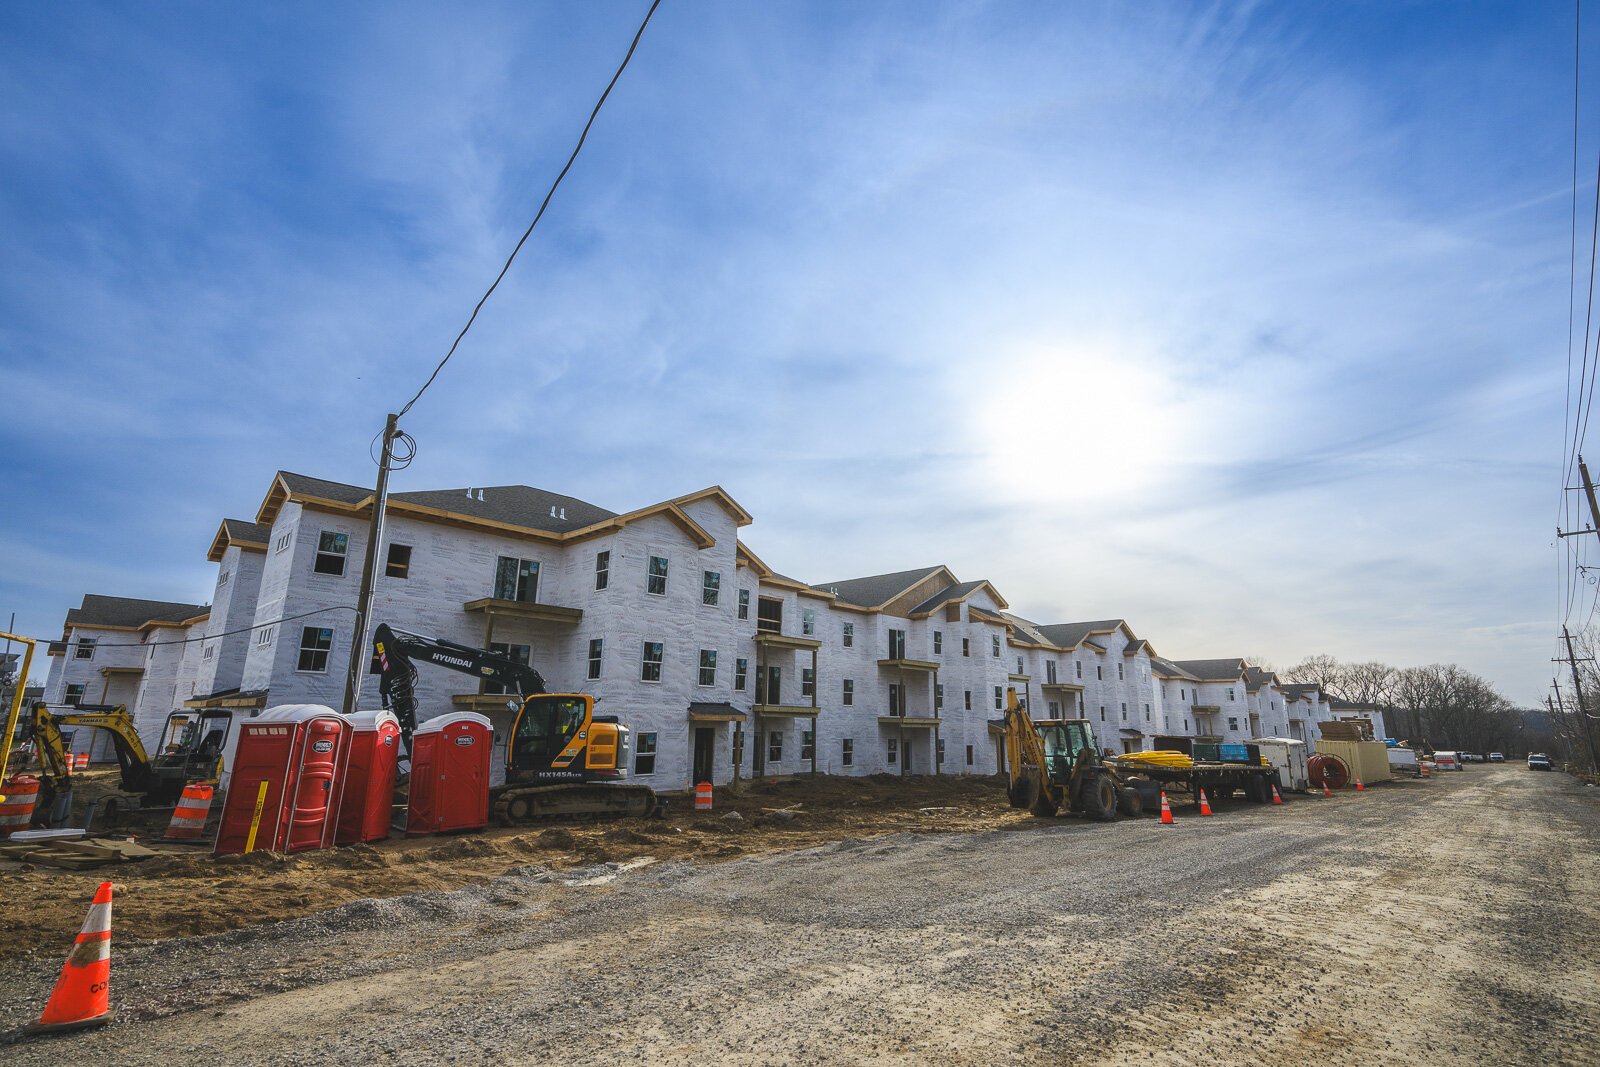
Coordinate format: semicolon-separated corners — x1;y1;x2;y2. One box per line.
1308;753;1350;789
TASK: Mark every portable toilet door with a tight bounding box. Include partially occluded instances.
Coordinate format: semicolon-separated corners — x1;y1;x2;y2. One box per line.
214;713;294;855
407;711;492;835
337;709;401;845
279;710;351;853
214;705;350;855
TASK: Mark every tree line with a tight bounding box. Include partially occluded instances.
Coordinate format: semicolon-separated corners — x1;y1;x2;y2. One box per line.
1278;655;1567;764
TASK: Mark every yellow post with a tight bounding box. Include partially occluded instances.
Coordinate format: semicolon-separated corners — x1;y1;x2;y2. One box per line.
0;631;39;801
243;780;269;854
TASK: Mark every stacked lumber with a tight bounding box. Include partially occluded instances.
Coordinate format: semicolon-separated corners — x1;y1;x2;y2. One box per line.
0;834;159;870
1319;720;1367;742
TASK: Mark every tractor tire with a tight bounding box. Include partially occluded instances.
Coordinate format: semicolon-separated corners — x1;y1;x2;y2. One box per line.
1117;786;1144;818
1081;774;1118;822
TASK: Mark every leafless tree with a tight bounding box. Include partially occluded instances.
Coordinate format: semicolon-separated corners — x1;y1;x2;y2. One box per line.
1281;654;1343;695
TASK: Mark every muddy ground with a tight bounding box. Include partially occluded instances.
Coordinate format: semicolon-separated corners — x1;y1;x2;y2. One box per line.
3;766;1596;1065
0;771;1016;960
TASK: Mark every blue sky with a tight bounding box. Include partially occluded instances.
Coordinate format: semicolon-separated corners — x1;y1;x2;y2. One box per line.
0;1;1578;704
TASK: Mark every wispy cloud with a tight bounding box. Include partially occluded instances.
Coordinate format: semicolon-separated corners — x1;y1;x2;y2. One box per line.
0;2;1573;700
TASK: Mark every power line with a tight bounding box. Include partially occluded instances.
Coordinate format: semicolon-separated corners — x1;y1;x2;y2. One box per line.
1568;0;1583;519
69;605;357;649
1567;139;1600;482
397;0;663;419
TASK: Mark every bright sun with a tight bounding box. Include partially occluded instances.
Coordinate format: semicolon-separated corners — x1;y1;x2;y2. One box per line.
977;340;1187;506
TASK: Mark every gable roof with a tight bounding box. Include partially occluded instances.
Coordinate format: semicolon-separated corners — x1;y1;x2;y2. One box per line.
1150;657;1201;681
391;485;617;535
64;594;209;636
1281;682;1326;700
208;518;272;562
1243;665;1280;691
999;612;1056;648
1036;620;1135;651
253;471;745;549
1171;657;1248;682
813;566;949;609
909;579;1009;616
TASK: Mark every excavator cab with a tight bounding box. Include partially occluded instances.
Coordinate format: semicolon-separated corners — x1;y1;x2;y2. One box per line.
1037;721;1094;785
510;694;630;779
152;709;232;785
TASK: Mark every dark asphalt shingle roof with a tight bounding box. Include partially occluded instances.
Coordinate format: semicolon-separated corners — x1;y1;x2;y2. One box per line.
1281;683;1324;699
1243;665;1278;691
1036;620;1126;649
391;485;616;534
276;471;617;536
66;594;208;630
222;519;271;543
278;471;370;505
910;580;987;615
1170;658;1248;681
1151;657;1201;680
999;613;1053;646
813;566;946;608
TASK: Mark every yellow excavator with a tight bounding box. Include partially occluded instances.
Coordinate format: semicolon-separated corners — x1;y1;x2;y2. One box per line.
25;701;230;825
1000;688;1126;820
373;624;661;821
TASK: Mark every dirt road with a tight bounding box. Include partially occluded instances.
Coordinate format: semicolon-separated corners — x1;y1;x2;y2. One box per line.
4;766;1597;1065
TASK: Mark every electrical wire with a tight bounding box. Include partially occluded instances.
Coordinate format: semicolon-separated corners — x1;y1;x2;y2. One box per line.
396;0;663;419
371;426;417;470
1567;1;1584;503
66;605;358;649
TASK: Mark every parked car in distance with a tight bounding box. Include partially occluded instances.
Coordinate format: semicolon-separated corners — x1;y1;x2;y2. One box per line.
1434;751;1462;771
1488;752;1505;762
1527;753;1554;771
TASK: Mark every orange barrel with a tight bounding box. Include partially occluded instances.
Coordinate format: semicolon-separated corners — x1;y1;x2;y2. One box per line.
165;783;214;841
77;754;90;771
0;776;41;836
694;781;712;811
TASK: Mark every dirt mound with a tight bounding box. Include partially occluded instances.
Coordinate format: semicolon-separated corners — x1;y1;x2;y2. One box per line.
537;828;581;851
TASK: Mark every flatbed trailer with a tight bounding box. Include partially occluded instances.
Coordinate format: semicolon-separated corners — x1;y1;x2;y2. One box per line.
1120;760;1279;807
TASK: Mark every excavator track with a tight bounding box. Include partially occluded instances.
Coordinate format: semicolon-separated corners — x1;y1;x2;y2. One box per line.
492;783;661;824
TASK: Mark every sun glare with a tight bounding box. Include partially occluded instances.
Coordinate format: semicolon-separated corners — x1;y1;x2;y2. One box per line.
978;342;1186;505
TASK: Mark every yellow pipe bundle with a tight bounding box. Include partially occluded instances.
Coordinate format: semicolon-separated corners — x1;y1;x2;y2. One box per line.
1113;750;1194;770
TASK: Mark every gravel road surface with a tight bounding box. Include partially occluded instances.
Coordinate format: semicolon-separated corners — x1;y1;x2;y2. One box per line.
4;765;1596;1065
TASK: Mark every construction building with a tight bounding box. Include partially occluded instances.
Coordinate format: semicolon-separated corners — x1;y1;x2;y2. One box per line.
43;470;1346;788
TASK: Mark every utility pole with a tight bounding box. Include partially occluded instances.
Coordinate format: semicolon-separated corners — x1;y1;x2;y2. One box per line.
1560;626;1600;773
343;413;401;716
1581;457;1600;545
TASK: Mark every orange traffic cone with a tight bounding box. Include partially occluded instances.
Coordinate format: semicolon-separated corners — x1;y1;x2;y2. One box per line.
28;881;113;1035
1198;789;1213;817
1355;776;1365;792
1322;779;1332;798
1159;791;1174;824
1271;783;1283;805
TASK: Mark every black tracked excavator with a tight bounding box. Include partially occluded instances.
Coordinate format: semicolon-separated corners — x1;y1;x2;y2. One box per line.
372;623;661;822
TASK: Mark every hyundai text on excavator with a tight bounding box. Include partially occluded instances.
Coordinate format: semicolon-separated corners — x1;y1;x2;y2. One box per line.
25;701;232;825
1000;688;1135;821
372;624;660;822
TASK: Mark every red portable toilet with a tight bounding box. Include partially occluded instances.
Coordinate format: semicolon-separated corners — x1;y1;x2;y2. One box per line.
215;705;352;856
407;711;491;835
337;709;401;845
